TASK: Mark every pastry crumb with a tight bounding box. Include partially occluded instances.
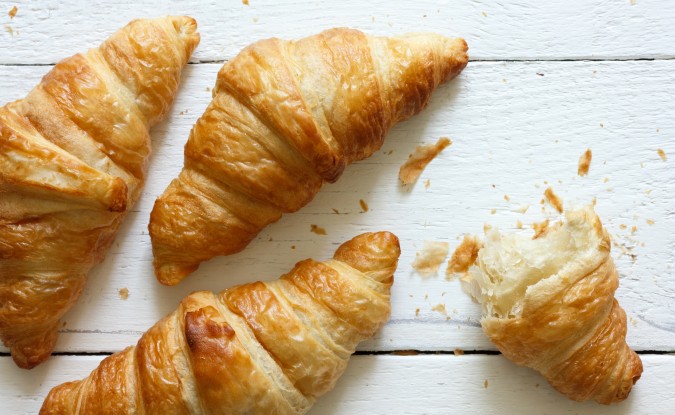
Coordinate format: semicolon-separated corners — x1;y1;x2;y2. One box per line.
544;187;564;213
5;25;15;36
646;219;655;225
446;235;482;278
482;11;487;17
516;220;523;229
412;241;449;277
331;208;340;214
483;223;492;233
484;379;489;389
657;148;667;161
425;178;431;189
431;303;447;315
399;137;451;185
631;225;637;233
359;199;369;212
454;348;464;355
8;5;17;18
291;245;296;250
578;149;592;176
490;208;496;215
513;204;529;214
619;224;627;230
310;224;327;235
415;308;420;317
532;219;550;239
242;0;249;4
503;194;510;202
600;122;604;128
118;288;129;300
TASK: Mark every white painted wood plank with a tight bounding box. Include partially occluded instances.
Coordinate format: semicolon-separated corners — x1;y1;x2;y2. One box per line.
1;59;673;356
2;0;675;63
1;354;672;414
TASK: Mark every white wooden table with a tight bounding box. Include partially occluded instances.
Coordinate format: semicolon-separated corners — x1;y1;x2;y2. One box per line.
2;1;674;413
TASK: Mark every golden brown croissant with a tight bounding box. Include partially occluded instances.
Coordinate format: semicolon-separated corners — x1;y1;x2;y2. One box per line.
460;206;642;404
0;16;199;369
40;231;399;415
149;28;468;285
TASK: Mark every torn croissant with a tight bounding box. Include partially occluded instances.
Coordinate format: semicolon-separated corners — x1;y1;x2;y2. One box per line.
0;17;199;368
40;232;399;415
460;206;642;404
149;28;469;285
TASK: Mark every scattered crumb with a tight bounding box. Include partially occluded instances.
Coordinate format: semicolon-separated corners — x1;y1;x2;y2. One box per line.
600;122;604;128
371;16;375;22
490;208;496;215
516;220;523;229
205;86;211;92
412;241;450;277
5;25;15;36
536;72;544;76
513;204;529;214
502;78;507;83
544;187;564;213
645;189;652;195
592;196;597;206
446;235;482;278
631;225;638;233
484;379;489;389
415;308;420;317
8;5;17;18
399;137;452;185
431;303;447;315
425;178;431;189
535;383;540;388
252;16;259;23
118;288;129;300
62;321;67;328
242;0;249;4
603;177;610;183
657;148;667;161
331;208;340;214
483;223;492;233
646;219;655;225
291;245;296;250
179;110;188;115
310;224;327;235
630;0;637;5
424;294;428;300
532;219;550;239
503;194;510;202
630;316;638;327
619;224;627;230
578;149;592;176
359;199;369;212
482;11;487;17
454;348;464;355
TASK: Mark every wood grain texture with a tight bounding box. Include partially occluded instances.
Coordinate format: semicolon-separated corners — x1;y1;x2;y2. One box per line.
1;0;674;412
1;354;673;414
1;0;675;64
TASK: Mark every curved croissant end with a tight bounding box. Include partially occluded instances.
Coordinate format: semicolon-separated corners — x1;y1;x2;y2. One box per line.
40;232;400;415
149;28;468;285
461;206;642;404
0;16;199;369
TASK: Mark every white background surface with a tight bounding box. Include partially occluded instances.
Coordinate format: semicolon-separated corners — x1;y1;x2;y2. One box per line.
1;0;674;413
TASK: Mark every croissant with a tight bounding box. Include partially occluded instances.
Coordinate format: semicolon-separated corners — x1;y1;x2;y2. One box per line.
0;17;199;368
460;206;642;404
149;28;468;285
40;231;399;414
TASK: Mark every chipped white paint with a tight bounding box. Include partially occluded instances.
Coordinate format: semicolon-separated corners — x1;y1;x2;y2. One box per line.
1;0;674;413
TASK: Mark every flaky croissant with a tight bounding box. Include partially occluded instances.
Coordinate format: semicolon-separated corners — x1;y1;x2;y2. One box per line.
460;206;642;404
149;28;468;285
0;17;199;368
40;231;399;414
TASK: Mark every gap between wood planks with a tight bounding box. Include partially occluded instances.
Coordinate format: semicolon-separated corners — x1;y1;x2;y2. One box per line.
2;56;675;67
